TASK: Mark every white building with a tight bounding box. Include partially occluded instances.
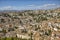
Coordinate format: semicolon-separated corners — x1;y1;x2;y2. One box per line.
16;34;30;39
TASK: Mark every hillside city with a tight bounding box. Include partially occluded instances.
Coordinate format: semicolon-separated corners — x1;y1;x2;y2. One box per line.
0;8;60;40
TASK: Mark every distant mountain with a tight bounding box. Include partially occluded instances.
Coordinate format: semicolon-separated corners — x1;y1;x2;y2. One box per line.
0;7;60;13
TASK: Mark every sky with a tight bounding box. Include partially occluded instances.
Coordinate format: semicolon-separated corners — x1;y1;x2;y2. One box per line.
0;0;60;10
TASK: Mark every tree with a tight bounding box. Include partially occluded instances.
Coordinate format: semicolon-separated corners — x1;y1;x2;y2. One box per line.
44;30;52;36
0;18;5;23
11;37;14;40
4;37;7;40
30;32;33;40
2;29;7;35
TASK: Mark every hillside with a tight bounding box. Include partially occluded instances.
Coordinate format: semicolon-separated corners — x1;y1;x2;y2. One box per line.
0;8;60;40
